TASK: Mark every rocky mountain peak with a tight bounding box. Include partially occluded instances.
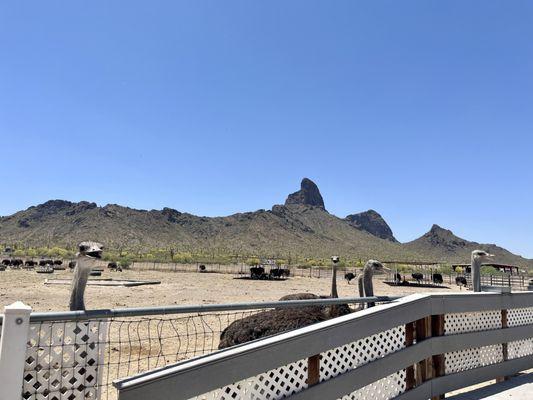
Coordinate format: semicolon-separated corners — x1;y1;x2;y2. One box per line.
284;178;325;209
345;209;397;242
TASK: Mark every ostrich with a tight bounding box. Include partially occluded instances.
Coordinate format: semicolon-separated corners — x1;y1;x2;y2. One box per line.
357;260;388;308
432;273;443;285
411;272;423;284
69;241;104;311
393;272;402;284
471;249;494;292
456;276;468;287
218;258;385;349
344;272;356;283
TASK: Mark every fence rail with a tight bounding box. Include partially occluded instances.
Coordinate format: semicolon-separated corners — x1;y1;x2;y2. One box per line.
0;297;397;400
114;291;533;400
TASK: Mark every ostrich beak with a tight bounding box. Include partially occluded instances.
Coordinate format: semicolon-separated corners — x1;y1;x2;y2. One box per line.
86;250;102;259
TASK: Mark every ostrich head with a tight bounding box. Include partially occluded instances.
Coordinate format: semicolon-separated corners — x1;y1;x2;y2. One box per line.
69;241;104;311
78;241;104;259
471;250;495;263
360;260;389;308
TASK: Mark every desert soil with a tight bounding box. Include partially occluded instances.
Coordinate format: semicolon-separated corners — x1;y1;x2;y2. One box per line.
0;268;461;311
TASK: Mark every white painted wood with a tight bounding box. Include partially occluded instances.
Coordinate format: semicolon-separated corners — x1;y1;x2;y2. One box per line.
0;301;32;400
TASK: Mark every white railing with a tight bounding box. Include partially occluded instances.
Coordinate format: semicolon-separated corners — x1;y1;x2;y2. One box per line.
113;291;533;400
0;297;393;400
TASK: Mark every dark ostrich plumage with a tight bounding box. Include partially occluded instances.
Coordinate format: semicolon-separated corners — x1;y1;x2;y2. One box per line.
218;260;355;350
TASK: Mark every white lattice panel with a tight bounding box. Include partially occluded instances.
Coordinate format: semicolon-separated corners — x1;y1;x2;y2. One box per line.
507;307;533;327
319;325;405;382
508;339;533;359
191;358;308;400
340;371;406;400
22;321;107;400
444;311;503;375
445;344;503;374
444;310;502;334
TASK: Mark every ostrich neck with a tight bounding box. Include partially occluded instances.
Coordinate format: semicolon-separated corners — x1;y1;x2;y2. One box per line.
363;264;375;307
471;255;482;292
331;264;338;298
69;256;93;311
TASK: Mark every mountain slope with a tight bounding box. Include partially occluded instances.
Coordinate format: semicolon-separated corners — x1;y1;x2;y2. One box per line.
403;224;532;267
1;179;531;267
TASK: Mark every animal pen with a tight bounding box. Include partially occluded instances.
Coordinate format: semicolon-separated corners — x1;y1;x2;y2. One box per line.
0;296;394;400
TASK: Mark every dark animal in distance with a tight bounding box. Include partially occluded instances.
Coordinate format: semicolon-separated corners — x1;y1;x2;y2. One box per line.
432;273;443;285
68;261;77;269
344;272;356;283
53;260;63;265
250;266;266;279
411;273;423;283
25;260;37;267
270;268;290;279
11;259;23;268
107;262;122;272
198;264;206;272
456;276;468;287
1;259;11;266
394;273;402;283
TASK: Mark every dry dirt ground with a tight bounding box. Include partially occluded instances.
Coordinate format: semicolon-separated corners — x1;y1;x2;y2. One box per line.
0;268;462;311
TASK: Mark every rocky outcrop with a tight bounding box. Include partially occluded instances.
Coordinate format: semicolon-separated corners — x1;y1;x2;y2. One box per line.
345;210;397;242
285;178;325;209
418;224;467;250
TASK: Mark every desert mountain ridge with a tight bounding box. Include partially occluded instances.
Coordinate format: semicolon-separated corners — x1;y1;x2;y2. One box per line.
1;178;531;268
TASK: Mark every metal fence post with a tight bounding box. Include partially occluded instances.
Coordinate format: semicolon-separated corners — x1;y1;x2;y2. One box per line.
0;301;32;400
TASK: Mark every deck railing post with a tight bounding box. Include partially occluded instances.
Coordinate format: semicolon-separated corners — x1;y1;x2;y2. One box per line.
431;314;445;399
496;309;510;383
0;301;32;400
307;354;320;386
415;316;432;385
404;321;416;391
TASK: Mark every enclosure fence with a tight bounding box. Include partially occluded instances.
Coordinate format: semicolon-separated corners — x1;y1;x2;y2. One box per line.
114;291;533;400
0;297;395;400
387;271;531;291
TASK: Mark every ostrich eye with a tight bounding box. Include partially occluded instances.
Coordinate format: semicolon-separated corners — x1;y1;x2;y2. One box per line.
79;245;88;252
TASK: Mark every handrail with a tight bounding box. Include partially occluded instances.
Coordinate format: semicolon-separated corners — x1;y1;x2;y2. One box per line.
0;295;400;324
114;291;533;400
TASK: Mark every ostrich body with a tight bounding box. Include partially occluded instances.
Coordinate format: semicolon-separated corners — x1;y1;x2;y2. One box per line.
219;257;347;349
471;250;494;292
69;241;103;311
345;272;356;283
411;273;423;284
218;259;384;349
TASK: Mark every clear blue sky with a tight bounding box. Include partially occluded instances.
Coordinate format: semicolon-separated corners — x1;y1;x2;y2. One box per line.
1;1;532;257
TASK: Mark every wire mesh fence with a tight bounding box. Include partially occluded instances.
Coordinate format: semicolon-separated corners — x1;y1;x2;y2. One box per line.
17;297;395;400
386;271;531;290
